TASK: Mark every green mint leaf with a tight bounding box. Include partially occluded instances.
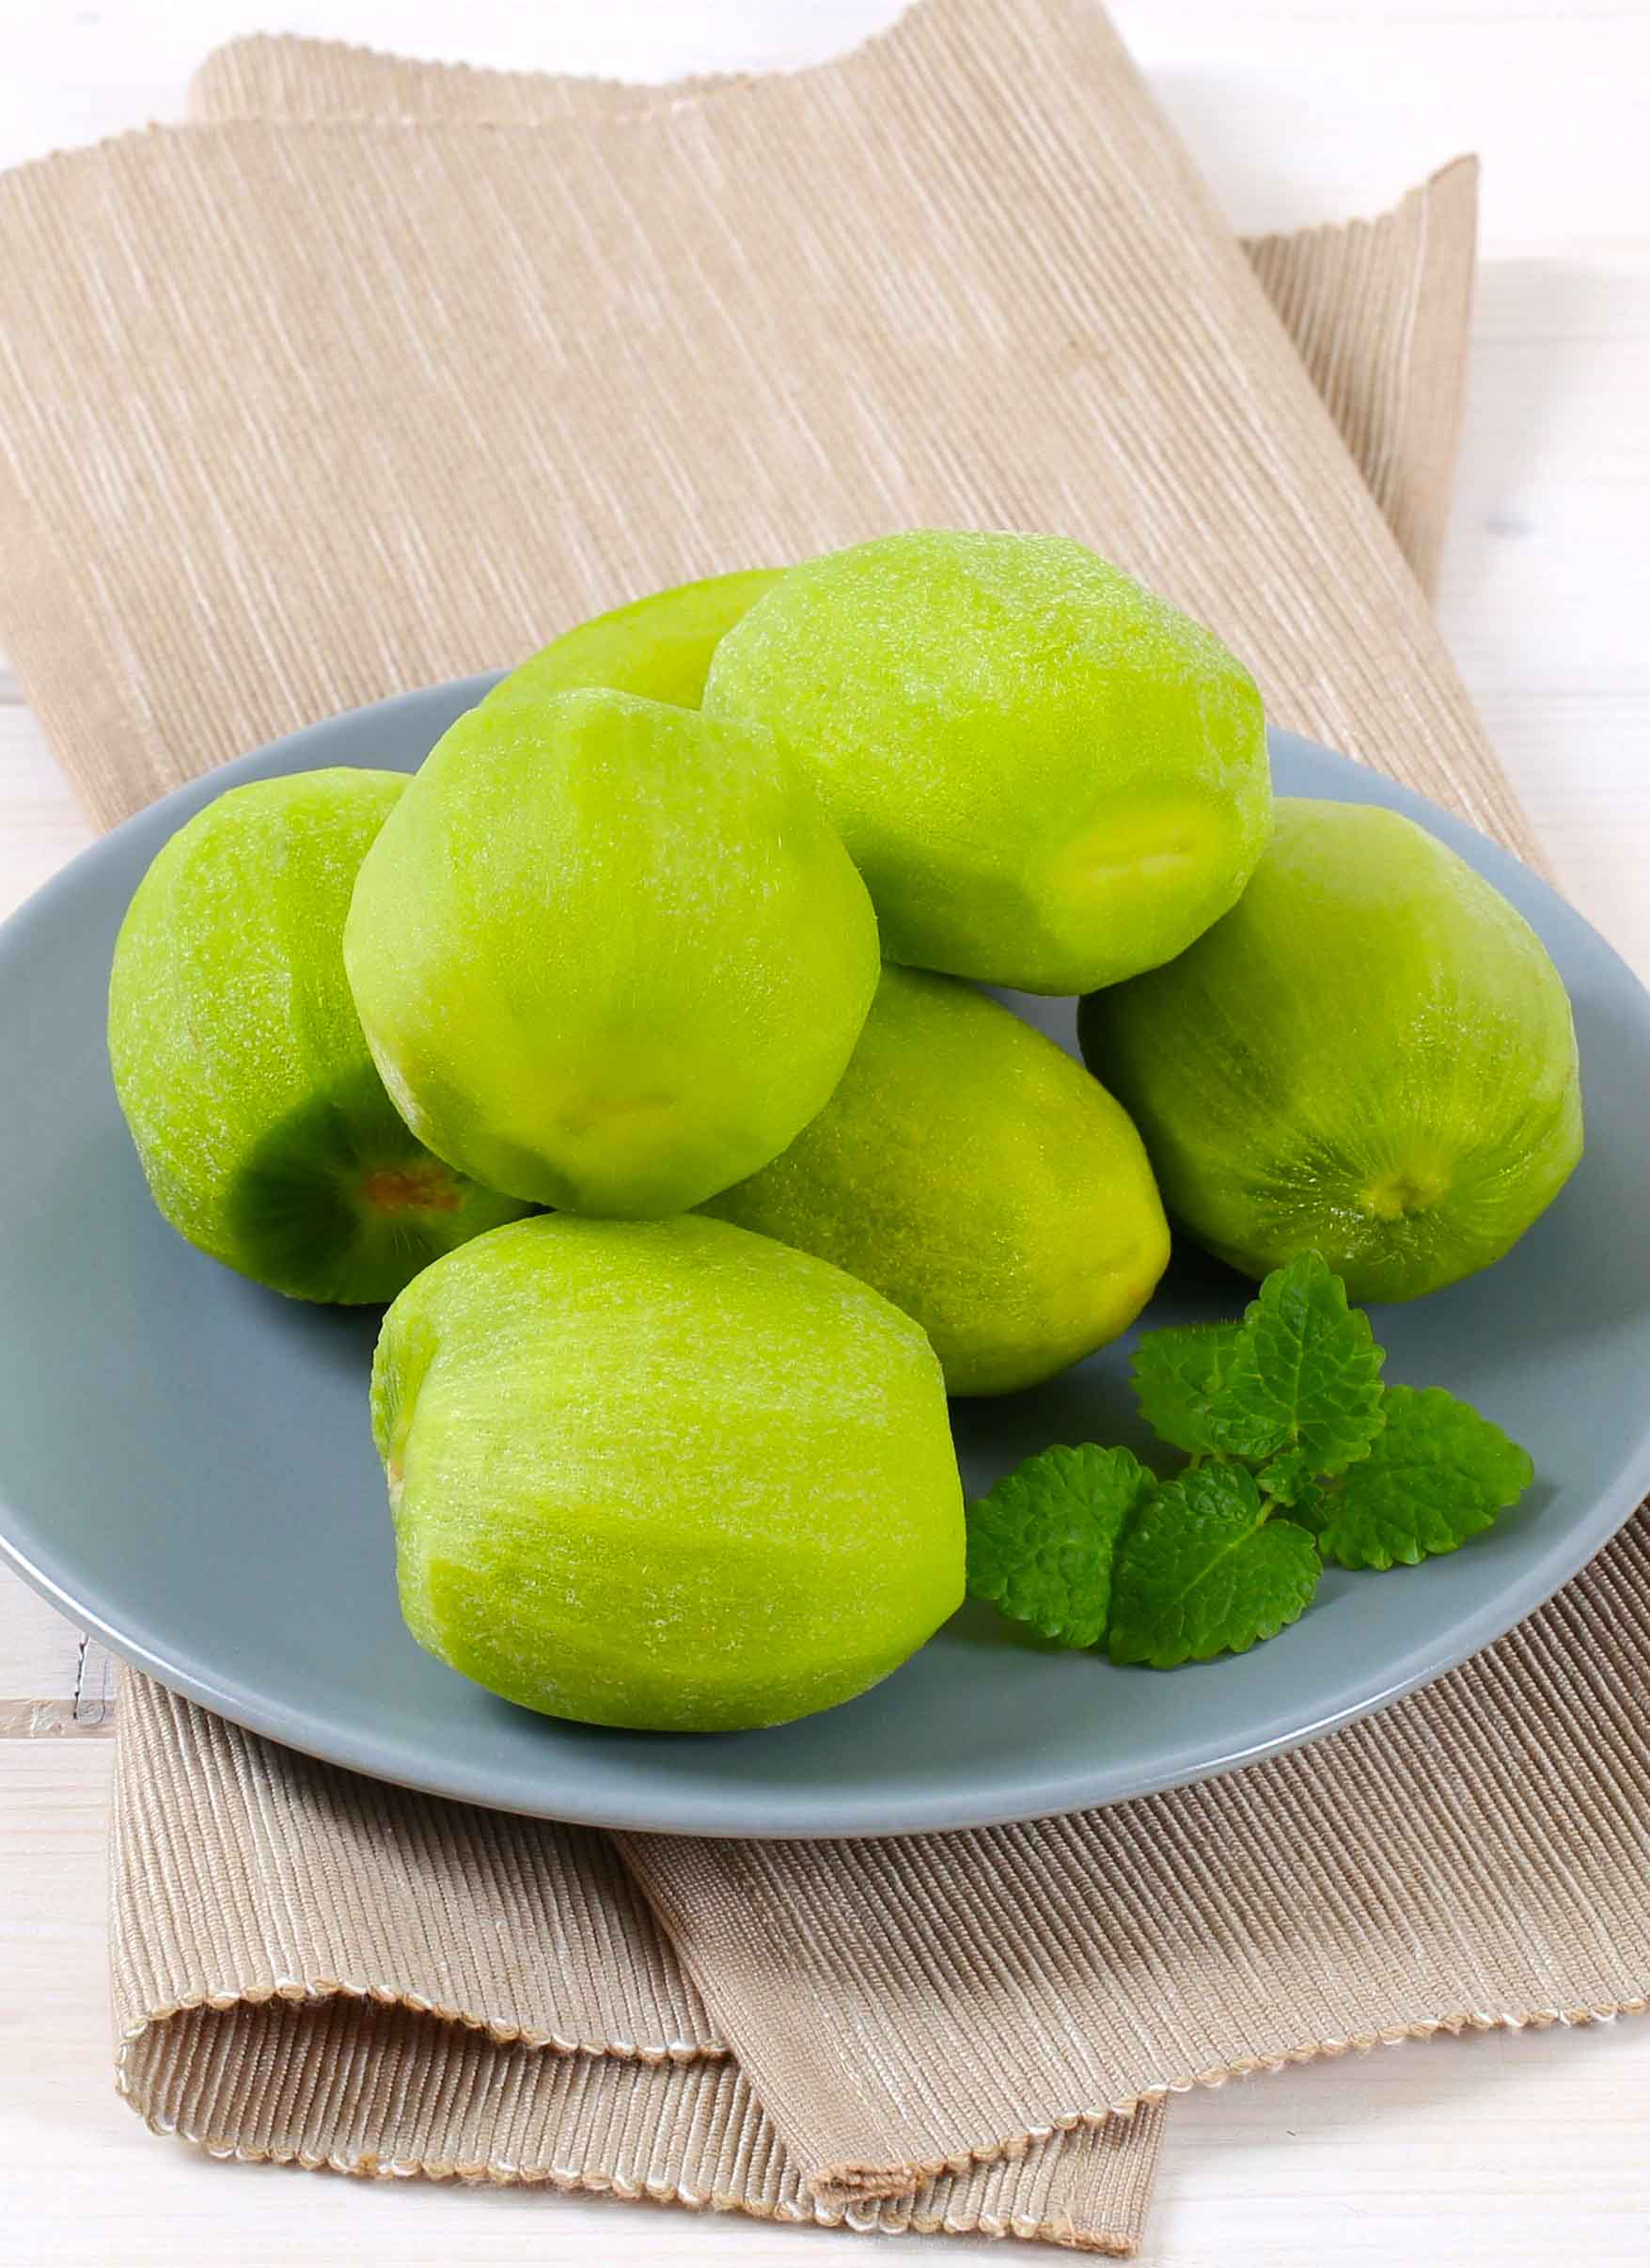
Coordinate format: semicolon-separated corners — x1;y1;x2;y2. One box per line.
1206;1252;1386;1480
1130;1321;1245;1454
966;1444;1156;1650
1257;1443;1331;1508
1293;1385;1534;1570
1107;1461;1322;1668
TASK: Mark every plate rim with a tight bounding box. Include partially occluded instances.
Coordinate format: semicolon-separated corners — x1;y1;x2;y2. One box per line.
3;682;1649;1836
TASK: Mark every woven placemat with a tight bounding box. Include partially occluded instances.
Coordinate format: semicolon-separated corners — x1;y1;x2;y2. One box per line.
0;1;1526;853
191;28;1477;599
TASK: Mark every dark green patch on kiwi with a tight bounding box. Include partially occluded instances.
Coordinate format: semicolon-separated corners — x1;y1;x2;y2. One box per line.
225;1064;530;1303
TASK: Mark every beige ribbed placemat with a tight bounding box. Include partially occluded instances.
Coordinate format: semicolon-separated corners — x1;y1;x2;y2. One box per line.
0;0;1636;2249
189;27;743;120
1243;158;1477;600
116;1672;1158;2247
625;1522;1650;2199
0;0;1532;858
189;32;1477;606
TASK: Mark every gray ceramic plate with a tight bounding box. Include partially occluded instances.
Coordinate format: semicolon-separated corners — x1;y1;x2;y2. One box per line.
3;683;1648;1836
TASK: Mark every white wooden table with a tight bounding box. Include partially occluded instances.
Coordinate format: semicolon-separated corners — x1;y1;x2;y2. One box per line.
2;6;1648;2261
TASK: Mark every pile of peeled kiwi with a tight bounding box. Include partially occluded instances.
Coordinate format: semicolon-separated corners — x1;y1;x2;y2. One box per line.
108;529;1581;1733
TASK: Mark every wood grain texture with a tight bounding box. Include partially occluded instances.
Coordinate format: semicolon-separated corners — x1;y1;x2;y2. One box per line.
0;4;1646;2263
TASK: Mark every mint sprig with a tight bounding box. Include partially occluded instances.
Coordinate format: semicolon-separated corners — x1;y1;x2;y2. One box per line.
965;1252;1534;1671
